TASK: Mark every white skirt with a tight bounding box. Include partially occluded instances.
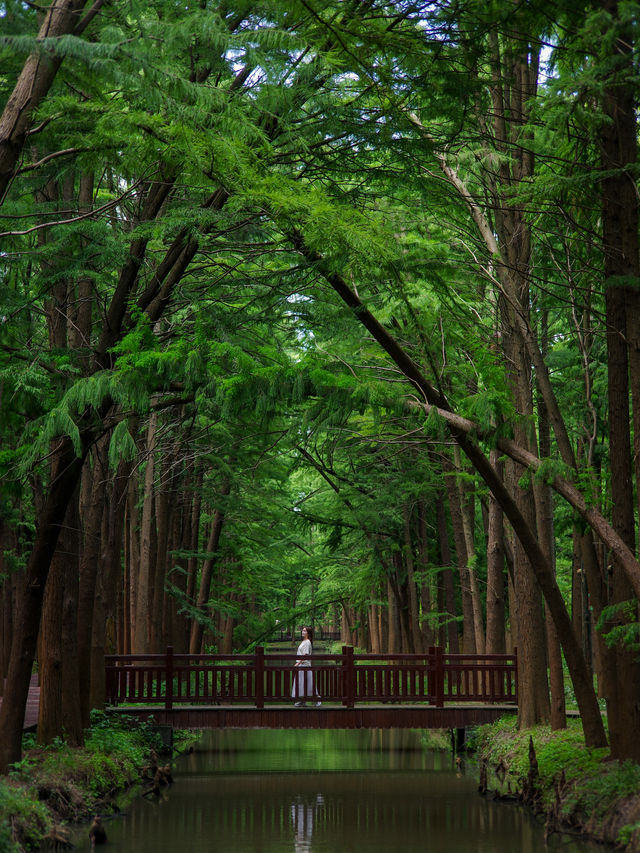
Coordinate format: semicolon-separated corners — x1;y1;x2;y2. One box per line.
291;666;319;700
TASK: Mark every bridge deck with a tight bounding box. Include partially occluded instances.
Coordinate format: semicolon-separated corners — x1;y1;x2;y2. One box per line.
107;702;516;729
0;674;40;730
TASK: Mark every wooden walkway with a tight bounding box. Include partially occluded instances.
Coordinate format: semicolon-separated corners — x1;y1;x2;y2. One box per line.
0;673;40;730
105;647;518;729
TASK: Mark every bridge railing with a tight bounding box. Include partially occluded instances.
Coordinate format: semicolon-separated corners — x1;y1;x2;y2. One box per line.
104;646;517;709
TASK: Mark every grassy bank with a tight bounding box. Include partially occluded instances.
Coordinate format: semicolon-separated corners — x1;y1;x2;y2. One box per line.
0;711;177;852
473;717;640;851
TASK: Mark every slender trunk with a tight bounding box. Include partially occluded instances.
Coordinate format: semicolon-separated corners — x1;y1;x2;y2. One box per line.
60;490;83;745
444;462;475;653
402;503;423;654
185;472;203;649
416;500;434;649
126;466;141;653
189;479;231;654
486;450;506;654
536;361;566;730
386;577;400;653
134;412;157;654
38;546;65;746
150;455;173;652
435;491;459;654
90;459;130;711
455;448;485;654
369;598;381;653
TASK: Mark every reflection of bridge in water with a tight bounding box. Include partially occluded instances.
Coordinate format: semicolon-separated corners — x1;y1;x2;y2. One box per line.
113;769;544;852
94;730;564;853
105;646;517;730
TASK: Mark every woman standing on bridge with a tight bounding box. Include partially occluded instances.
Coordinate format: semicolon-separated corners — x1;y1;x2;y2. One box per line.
292;626;321;707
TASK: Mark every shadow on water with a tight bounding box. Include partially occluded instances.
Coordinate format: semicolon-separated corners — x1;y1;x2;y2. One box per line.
83;729;609;853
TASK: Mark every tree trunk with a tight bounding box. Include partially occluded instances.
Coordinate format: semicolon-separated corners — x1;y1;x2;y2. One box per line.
599;0;640;762
150;453;174;652
435;491;459;654
77;438;108;727
0;438;85;772
444;461;475;653
0;0;96;200
90;458;130;712
369;598;381;653
486;450;506;654
300;242;605;747
402;503;423;654
455;447;485;654
386;577;400;653
134;412;158;654
416;500;434;649
60;490;83;745
536;315;566;730
189;479;231;655
38;479;83;746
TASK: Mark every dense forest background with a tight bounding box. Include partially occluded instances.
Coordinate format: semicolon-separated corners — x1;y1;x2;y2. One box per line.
1;0;640;770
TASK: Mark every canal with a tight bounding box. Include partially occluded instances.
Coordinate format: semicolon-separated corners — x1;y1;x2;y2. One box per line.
92;729;606;852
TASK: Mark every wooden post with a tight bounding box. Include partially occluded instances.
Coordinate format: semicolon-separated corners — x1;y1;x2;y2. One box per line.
342;645;355;707
255;645;264;708
513;647;518;704
165;646;174;711
104;658;113;705
429;646;444;707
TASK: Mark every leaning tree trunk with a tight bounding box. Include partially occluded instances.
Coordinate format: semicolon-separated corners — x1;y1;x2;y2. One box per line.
290;234;606;748
0;0;98;201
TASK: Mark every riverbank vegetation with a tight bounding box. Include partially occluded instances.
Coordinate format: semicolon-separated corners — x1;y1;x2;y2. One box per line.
2;0;640;777
0;713;167;852
475;718;640;851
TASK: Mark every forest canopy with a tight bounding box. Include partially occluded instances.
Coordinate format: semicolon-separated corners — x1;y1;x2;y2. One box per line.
1;0;640;769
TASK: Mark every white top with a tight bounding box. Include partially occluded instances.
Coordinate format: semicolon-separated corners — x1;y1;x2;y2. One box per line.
296;638;312;665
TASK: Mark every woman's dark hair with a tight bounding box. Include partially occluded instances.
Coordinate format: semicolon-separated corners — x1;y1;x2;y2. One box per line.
304;626;313;643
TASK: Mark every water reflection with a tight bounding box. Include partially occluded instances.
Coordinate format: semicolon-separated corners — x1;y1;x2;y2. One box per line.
95;730;607;853
291;794;323;853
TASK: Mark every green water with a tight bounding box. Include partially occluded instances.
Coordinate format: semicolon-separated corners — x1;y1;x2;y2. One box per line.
89;729;608;853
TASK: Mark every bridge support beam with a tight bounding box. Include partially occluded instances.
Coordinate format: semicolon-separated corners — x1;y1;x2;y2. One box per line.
106;704;516;730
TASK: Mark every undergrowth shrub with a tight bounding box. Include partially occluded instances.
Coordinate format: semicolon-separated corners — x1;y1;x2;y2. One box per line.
0;779;49;852
474;716;640;834
1;710;165;851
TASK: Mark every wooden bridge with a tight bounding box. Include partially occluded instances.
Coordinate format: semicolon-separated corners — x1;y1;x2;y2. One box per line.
105;646;517;730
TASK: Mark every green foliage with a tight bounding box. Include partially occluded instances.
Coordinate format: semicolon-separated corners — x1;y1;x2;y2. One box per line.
0;780;49;853
0;711;163;851
108;420;138;470
2;0;640;758
474;716;640;830
597;600;640;653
